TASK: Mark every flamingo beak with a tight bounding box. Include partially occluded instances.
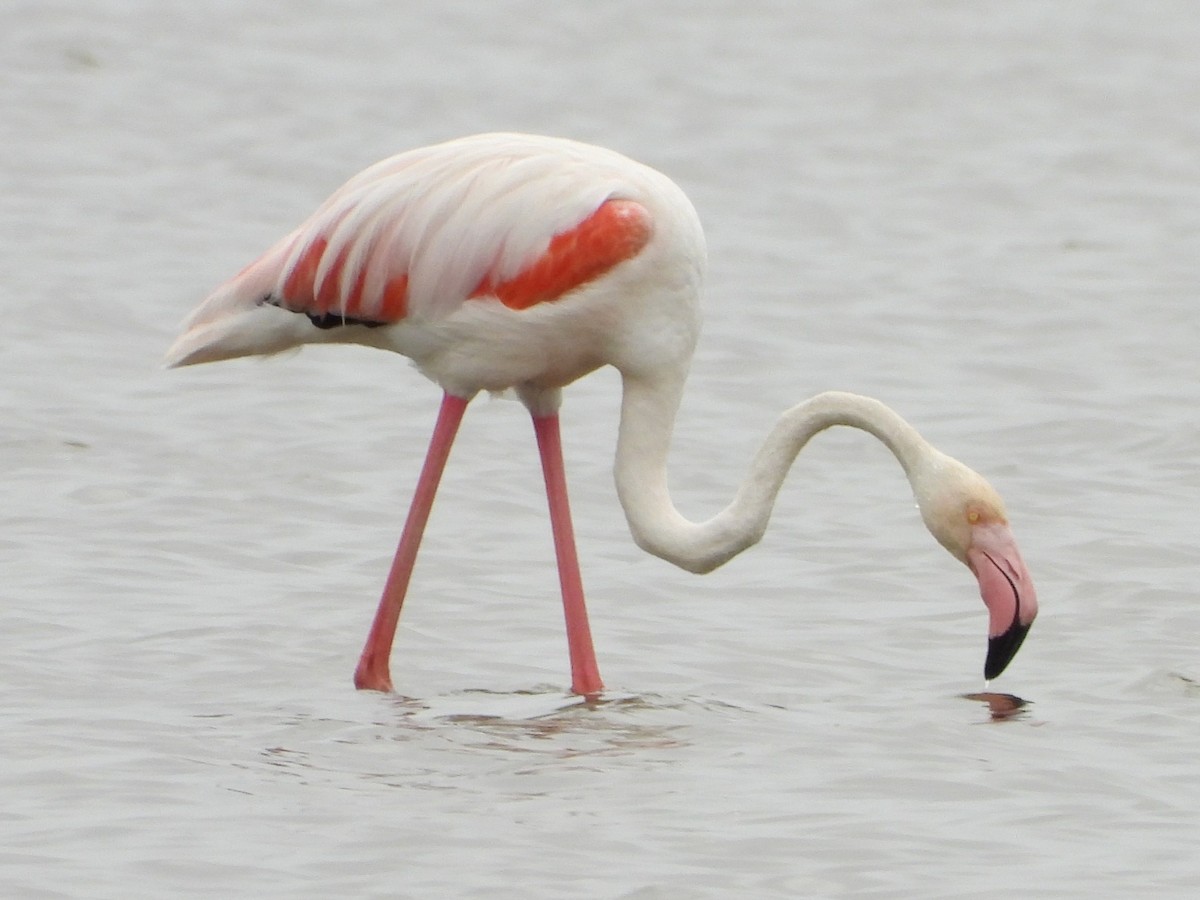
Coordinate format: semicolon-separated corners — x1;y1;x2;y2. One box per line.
966;522;1038;680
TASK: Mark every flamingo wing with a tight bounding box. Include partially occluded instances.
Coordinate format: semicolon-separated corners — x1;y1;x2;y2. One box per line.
167;135;654;368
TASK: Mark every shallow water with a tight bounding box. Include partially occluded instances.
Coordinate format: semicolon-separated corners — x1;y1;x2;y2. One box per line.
4;1;1200;897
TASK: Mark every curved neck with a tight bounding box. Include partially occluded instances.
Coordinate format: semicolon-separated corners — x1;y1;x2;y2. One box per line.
613;374;935;574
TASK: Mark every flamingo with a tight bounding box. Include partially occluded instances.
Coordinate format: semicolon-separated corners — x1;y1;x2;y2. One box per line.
166;132;1038;696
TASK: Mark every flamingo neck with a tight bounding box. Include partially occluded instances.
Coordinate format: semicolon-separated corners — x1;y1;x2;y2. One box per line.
613;376;934;574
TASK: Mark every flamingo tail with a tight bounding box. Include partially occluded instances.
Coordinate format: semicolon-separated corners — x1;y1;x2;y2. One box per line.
164;250;316;368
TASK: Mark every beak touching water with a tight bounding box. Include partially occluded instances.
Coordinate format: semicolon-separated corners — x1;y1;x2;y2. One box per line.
966;521;1038;680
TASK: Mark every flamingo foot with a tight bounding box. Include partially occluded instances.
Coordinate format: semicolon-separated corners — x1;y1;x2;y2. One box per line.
353;653;394;692
571;680;604;699
569;654;604;697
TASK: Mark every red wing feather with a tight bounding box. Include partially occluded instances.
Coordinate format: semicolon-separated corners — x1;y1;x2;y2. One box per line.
472;199;652;310
275;199;651;324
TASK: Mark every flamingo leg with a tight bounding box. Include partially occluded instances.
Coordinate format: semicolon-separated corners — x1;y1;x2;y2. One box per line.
354;392;470;692
532;412;605;696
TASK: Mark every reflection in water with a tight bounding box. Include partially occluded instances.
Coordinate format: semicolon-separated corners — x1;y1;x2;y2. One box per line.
962;692;1031;722
248;688;706;783
384;689;694;757
250;688;1043;793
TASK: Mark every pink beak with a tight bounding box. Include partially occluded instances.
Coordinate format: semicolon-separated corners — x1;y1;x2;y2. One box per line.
966;522;1038;679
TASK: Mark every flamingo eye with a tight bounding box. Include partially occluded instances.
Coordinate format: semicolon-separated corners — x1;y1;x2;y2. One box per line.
967;509;981;524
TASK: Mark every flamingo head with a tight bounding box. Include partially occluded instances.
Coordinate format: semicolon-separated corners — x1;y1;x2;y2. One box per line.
912;453;1038;680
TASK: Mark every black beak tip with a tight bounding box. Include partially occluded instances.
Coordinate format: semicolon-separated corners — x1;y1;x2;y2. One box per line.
985;622;1032;680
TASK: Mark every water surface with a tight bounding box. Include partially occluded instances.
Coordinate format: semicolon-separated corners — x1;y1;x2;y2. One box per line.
3;2;1199;897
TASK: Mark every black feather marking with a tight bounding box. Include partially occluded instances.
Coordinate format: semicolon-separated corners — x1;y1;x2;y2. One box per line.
261;294;386;329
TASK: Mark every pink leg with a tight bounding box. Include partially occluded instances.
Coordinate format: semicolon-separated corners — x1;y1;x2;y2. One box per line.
354;392;469;692
532;412;604;696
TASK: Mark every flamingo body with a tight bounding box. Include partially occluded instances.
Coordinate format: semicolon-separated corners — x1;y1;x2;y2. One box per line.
168;133;1037;695
167;134;703;403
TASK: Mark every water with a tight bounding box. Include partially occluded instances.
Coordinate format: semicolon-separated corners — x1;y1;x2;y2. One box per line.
4;1;1200;896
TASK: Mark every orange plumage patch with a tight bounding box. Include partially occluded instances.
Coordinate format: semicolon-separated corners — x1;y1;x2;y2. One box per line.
472;199;652;310
315;248;349;311
281;235;387;320
281;237;328;310
277;199;650;326
380;274;409;320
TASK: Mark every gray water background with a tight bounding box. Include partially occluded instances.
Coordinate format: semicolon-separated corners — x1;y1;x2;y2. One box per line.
3;1;1199;897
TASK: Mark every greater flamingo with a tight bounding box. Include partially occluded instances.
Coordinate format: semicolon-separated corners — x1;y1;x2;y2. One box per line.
166;133;1038;696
